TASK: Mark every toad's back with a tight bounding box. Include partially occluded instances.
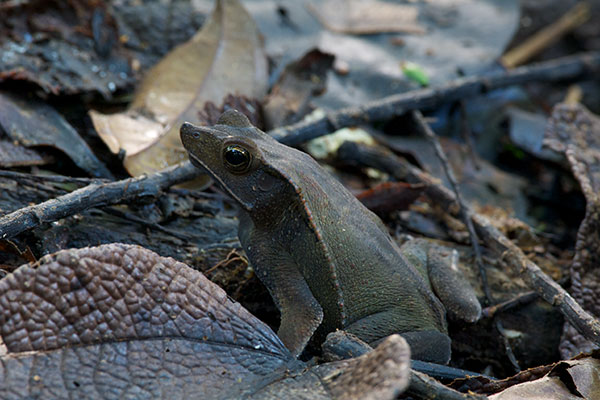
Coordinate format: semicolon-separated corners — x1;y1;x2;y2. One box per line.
265;144;447;339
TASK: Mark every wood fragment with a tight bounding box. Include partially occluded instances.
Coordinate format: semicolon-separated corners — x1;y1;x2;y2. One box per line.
0;161;200;240
564;84;583;104
500;2;590;68
408;370;488;400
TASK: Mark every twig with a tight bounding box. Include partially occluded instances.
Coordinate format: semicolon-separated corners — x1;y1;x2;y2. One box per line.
101;206;203;242
458;101;480;170
0;161;200;240
482;291;539;319
270;51;600;145
336;142;600;349
205;249;245;274
500;2;590;68
413;110;520;371
0;170;104;185
407;370;488;400
495;320;521;372
412;110;492;304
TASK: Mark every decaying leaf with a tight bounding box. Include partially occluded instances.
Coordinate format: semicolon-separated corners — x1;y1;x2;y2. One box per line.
507;107;563;162
0;140;50;168
263;49;335;130
449;351;600;398
489;354;600;399
0;1;205;97
356;182;425;216
90;0;267;177
0;244;411;399
0;92;112;179
543;103;600;359
307;0;425;35
0;1;132;96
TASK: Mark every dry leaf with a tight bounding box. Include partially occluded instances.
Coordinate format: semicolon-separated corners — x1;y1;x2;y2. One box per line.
90;0;267;177
0;92;112;178
307;0;425;35
489;355;600;400
0;140;50;168
263;49;334;130
356;182;425;216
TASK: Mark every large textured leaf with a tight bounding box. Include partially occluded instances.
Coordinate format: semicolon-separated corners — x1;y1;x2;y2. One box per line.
0;244;410;399
90;0;267;177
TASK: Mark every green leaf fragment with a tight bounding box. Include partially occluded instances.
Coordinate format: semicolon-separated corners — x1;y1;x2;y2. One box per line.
401;61;429;86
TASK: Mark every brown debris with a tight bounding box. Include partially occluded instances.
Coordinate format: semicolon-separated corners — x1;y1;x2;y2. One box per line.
0;139;50;168
263;49;334;130
356;181;425;216
544;102;600;358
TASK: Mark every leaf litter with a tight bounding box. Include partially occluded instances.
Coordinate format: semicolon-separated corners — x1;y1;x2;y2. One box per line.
90;0;268;178
0;244;411;400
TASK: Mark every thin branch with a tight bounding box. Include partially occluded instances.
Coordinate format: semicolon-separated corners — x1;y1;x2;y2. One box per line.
482;291;539;319
0;170;104;185
408;370;488;400
413;110;520;372
412;110;492;304
270;51;600;145
337;142;600;349
0;162;200;240
101;206;203;242
495;319;521;373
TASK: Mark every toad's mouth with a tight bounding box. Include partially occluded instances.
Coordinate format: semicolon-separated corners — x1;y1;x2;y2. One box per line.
187;152;209;172
186;151;253;212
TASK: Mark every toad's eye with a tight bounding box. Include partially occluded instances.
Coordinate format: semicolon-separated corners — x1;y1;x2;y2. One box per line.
223;145;251;173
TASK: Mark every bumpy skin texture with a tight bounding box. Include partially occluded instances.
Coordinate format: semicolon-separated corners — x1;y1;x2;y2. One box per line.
181;110;455;362
0;244;411;400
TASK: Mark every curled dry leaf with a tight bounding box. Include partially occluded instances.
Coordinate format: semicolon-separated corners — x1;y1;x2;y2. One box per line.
489;353;600;400
90;0;267;177
543;103;600;359
0;244;411;399
263;49;335;130
356;181;425;216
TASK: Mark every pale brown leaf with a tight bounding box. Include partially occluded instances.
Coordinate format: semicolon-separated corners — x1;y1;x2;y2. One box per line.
90;0;267;177
307;0;425;35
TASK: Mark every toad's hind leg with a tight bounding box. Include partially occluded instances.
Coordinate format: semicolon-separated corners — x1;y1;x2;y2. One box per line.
344;311;451;364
